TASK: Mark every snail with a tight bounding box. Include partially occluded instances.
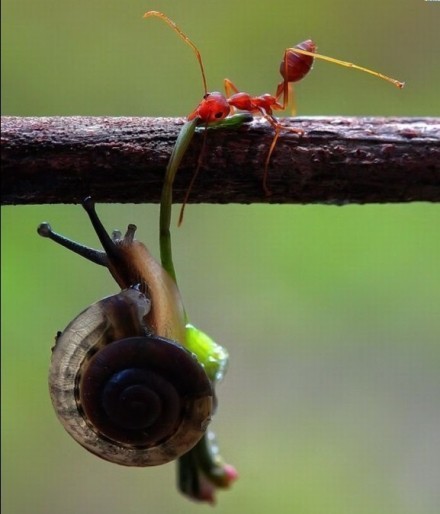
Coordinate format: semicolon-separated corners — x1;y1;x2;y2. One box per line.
37;197;213;466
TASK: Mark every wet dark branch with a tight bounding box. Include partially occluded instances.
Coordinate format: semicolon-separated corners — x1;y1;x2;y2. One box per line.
1;116;439;205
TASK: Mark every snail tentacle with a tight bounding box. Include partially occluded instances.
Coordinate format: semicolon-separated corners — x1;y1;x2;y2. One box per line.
37;222;107;267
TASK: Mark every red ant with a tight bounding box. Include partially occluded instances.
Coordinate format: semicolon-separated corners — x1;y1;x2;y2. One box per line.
144;11;404;222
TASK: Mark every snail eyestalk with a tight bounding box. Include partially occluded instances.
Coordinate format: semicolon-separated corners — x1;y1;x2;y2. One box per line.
37;222;107;267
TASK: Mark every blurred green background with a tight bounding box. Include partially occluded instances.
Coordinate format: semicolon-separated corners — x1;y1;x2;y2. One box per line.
2;0;440;513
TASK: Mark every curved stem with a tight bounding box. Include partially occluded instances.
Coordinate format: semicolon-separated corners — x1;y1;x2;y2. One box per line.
159;118;199;285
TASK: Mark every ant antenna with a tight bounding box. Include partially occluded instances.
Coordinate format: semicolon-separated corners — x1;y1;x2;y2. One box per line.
287;47;405;88
144;11;208;95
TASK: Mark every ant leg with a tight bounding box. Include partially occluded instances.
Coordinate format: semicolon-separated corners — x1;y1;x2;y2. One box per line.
259;112;283;196
263;128;281;196
277;48;301;114
177;126;209;226
275;49;291;110
224;79;241;114
288;84;297;116
276;81;297;116
286;47;404;88
224;78;240;97
275;81;284;101
260;112;303;196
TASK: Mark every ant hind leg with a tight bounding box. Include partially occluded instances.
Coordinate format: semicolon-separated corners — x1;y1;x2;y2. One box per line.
262;114;304;196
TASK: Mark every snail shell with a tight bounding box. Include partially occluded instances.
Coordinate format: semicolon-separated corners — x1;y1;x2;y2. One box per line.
39;199;213;466
50;288;213;466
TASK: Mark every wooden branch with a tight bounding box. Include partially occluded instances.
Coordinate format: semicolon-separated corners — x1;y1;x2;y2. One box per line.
1;116;439;205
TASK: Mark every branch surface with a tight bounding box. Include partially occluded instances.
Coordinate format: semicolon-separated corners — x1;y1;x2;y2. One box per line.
1;116;439;205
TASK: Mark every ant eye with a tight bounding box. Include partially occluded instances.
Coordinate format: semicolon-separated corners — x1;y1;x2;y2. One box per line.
215;112;223;118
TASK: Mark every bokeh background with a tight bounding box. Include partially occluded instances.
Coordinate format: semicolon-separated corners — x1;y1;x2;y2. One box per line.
2;0;439;513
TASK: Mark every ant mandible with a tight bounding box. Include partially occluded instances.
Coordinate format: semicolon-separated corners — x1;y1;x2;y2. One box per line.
144;11;404;219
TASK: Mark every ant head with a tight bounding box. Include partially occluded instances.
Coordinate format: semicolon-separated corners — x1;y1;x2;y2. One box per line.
188;92;230;123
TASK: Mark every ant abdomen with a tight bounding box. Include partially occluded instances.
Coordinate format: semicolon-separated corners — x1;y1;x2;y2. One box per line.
280;40;316;83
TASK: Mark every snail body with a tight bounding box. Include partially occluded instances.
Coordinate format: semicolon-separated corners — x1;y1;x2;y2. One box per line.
39;198;213;466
